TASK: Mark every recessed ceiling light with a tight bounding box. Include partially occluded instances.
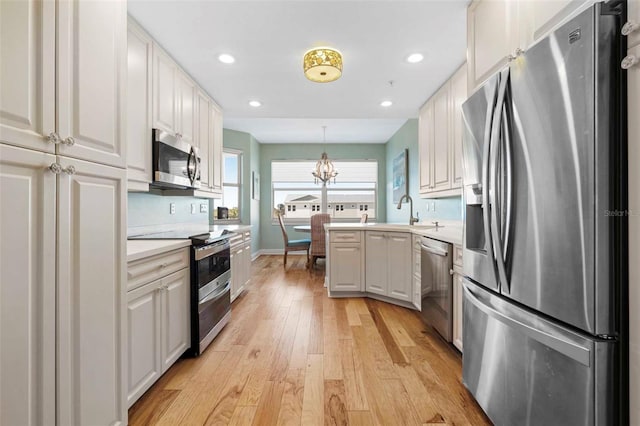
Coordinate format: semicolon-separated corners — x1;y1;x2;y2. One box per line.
380;100;393;107
249;100;262;107
406;53;424;63
218;54;235;64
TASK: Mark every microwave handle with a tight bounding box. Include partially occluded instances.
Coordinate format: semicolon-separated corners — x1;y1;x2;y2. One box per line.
187;147;196;185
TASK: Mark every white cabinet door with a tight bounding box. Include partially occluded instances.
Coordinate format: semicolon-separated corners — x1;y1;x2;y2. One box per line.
629;0;640;50
627;41;640;426
153;46;177;134
467;0;517;91
0;0;55;154
365;232;388;295
419;100;433;193
57;157;126;426
243;242;252;287
432;85;450;192
211;103;223;192
453;273;464;352
329;243;362;292
196;91;211;188
161;269;190;371
176;72;195;144
56;0;126;168
230;245;243;301
450;65;467;189
387;233;412;302
127;19;153;190
126;280;162;407
0;145;56;426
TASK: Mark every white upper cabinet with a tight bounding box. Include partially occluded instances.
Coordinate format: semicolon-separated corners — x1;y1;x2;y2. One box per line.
419;64;466;198
57;157;126;426
467;0;518;91
127;18;153;191
450;65;467;189
628;0;640;49
0;144;57;426
419;100;433;193
0;0;55;153
432;85;450;192
211;102;224;192
56;0;126;168
176;73;195;144
153;46;177;134
526;0;590;44
196;90;211;188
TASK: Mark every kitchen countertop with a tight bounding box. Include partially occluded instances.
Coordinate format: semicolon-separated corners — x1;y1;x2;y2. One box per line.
127;239;192;262
325;221;463;246
127;224;253;262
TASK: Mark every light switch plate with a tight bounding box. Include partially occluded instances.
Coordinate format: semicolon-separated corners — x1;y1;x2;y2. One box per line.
191;204;197;214
170;203;176;215
200;203;208;213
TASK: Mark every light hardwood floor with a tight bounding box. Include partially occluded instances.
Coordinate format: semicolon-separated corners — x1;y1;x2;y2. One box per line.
129;255;491;426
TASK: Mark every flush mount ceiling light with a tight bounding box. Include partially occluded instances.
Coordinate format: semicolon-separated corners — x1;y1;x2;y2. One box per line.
380;100;393;107
303;47;343;83
406;53;424;63
249;100;262;107
312;126;338;184
218;53;235;64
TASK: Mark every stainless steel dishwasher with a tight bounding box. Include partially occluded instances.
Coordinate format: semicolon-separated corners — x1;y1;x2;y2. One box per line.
420;236;453;341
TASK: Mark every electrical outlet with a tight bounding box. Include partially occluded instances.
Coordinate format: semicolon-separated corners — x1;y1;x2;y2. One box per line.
431;201;436;212
191;203;197;214
200;203;208;213
170;203;176;215
425;203;430;212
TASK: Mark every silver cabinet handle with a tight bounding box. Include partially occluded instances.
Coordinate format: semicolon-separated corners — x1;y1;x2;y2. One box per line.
49;163;63;174
449;269;454;275
622;21;639;36
47;132;62;145
622;55;638;70
49;163;76;175
507;48;524;62
159;263;168;269
62;136;75;146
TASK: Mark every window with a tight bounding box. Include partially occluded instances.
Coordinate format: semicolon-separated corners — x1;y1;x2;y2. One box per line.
272;160;377;222
213;150;241;220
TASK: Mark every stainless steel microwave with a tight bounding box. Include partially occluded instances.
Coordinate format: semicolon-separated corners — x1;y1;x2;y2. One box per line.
152;129;201;189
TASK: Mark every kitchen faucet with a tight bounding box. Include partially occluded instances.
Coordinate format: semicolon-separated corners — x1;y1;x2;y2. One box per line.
397;194;419;225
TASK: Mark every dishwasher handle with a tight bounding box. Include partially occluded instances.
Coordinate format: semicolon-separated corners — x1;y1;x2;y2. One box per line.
420;244;448;257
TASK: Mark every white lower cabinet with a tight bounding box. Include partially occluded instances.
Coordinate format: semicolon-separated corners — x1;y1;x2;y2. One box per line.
329;243;364;292
126;256;190;407
365;231;412;302
452;272;464;352
230;230;252;302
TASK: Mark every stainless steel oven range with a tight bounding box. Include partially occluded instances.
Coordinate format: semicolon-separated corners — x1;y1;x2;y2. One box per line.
189;232;232;356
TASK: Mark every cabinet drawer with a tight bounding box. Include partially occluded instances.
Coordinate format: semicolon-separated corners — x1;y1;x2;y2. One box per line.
127;248;189;291
330;230;361;243
229;232;243;247
453;244;463;267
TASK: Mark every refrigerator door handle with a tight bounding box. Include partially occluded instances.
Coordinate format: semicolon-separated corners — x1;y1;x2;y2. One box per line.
481;79;498;277
502;100;513;266
462;282;591;366
489;70;510;293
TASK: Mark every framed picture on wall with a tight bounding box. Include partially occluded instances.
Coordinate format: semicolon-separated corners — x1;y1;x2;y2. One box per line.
393;148;408;204
252;171;260;200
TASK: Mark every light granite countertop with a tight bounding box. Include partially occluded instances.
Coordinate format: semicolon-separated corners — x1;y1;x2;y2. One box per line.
127;239;192;262
325;221;463;246
209;224;252;233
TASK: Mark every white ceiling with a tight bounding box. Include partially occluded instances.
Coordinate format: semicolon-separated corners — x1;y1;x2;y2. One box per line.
128;0;469;144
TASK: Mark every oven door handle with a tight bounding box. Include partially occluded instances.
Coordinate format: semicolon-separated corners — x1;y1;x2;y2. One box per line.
199;282;230;305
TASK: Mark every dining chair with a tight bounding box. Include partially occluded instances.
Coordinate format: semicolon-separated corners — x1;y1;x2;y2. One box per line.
360;213;368;223
309;213;331;268
277;212;310;267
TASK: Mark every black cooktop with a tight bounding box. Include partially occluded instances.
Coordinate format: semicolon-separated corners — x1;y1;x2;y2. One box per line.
128;229;234;246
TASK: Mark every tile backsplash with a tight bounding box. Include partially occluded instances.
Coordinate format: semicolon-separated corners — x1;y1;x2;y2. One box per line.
127;192;210;234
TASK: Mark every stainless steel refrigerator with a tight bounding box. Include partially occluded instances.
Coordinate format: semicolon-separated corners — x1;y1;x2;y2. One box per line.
460;2;628;425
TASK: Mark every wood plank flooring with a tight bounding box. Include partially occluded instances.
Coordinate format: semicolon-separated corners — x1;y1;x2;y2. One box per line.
129;255;491;426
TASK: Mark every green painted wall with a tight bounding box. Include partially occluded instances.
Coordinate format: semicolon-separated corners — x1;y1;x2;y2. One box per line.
259;143;387;250
385;119;463;223
220;128;261;255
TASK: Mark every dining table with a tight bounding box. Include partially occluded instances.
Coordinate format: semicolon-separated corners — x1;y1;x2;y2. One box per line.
293;225;311;233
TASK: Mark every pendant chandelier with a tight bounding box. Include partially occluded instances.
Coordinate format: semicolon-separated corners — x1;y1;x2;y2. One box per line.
303;47;343;83
312;126;338;185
